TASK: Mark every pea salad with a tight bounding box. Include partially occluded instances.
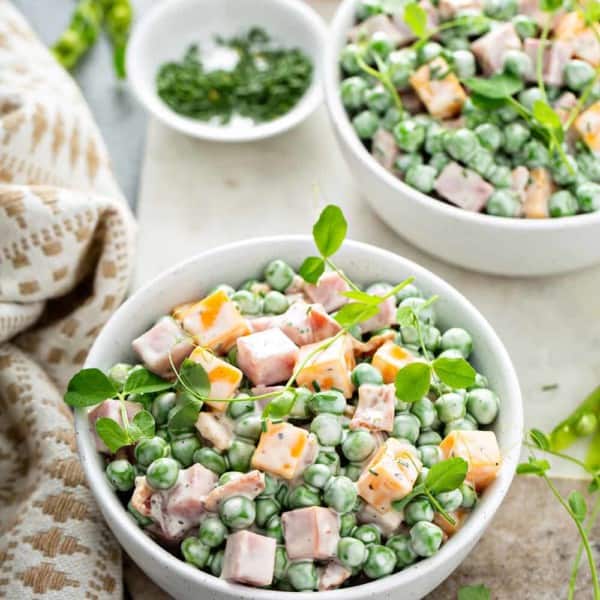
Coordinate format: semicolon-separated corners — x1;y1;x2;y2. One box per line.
66;206;502;591
339;0;600;218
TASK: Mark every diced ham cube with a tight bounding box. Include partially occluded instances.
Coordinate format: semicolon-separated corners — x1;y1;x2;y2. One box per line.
132;316;194;379
409;58;467;119
252;421;318;479
350;383;395;432
439;0;483;19
236;328;299;386
523;167;554;218
574;101;600;153
304;272;350;313
88;399;142;453
131;476;153;518
372;341;417;384
177;289;250;354
222;531;276;587
318;562;352;591
251;302;342;347
348;14;405;46
359;290;396;334
188;347;243;411
204;470;265;512
524;38;573;87
357;438;421;513
282;507;340;560
511;166;530;204
440;430;501;490
372;128;399;171
471;23;522;75
195;411;235;451
357;501;403;537
435;162;494;212
295;334;355;398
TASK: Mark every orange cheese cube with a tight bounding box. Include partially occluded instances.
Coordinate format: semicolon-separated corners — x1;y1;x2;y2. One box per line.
433;509;467;536
357;438;421;513
554;12;599;66
440;430;501;491
252;421;318;480
372;341;417;384
295;335;355;398
575;101;600;153
409;58;467;119
523;167;554;219
176;289;250;353
188;347;242;411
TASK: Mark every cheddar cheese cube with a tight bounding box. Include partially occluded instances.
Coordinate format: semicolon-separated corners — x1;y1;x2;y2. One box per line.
554;12;599;66
574;101;600;153
188;347;243;411
176;289;250;353
523;167;554;219
295;334;355;398
440;430;501;491
357;438;421;513
372;341;417;384
409;57;467;119
252;421;318;480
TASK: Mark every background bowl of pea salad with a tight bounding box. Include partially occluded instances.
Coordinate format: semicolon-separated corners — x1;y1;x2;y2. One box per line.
126;0;326;142
74;235;522;599
324;0;600;276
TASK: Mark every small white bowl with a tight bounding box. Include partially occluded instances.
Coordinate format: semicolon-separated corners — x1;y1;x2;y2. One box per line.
324;0;600;276
127;0;326;142
75;236;522;600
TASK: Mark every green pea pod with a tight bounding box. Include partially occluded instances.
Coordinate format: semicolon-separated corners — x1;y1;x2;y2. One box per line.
52;0;104;70
550;387;600;452
585;430;600;472
104;0;133;79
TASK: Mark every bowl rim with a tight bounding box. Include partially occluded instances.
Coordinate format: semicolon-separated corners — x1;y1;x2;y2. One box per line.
322;0;600;231
75;235;523;599
126;0;327;142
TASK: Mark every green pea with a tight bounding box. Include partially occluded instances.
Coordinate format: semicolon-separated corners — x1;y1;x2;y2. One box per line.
396;284;422;304
209;549;225;576
410;521;443;557
435;393;467;424
391;413;420;443
341;43;364;75
135;436;169;468
263;290;289;315
388;49;417;89
108;362;133;388
287;484;321;509
436;488;463;512
444;128;479;163
106;459;135;492
234;414;262;442
576;182;600;213
466;149;495;179
219;495;255;529
310;390;346;415
227;439;254;472
521;139;550;168
418;444;443;468
304;463;333;489
353;110;380;140
565;59;595;92
181;537;210;568
368;30;394;59
274;545;289;581
342;430;376;462
231;290;262;315
393;120;426;153
310;414;343;446
227;396;255;420
363;544;397;579
365;84;393;113
323;476;357;513
405;164;437;194
551;155;579;186
444;417;478;436
351;363;384;387
128;500;153;526
255;497;281;528
394;152;423;174
578;151;600;183
289;387;312;419
405;496;434;526
399;297;435;325
170;435;201;468
258;472;279;497
502;50;532;78
503;122;530;154
418;41;442;64
353;523;382;545
417;429;442;447
411;397;436;428
265;259;295;291
386;534;418;567
194;447;228;475
512;14;537;38
429;152;450;174
445;37;470;51
337;537;367;569
416;466;430;485
382;106;403;131
152;391;177;426
341;76;368;111
287;561;317;591
498;104;519;122
343;462;364;482
316;449;341;474
460;482;478;508
487;190;521;218
199;516;227;548
210;283;235;297
549;190;578;217
488;164;512;188
340;512;357;537
466;388;499;424
451;49;476;79
265;514;284;542
147;457;179;490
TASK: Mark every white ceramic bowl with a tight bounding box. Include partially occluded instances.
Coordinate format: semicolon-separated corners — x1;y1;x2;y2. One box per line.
323;0;600;276
75;236;522;600
127;0;326;142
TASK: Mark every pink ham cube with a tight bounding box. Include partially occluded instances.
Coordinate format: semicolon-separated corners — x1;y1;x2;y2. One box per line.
372;128;399;171
204;470;265;512
281;507;340;560
132;316;194;379
471;23;522;75
350;383;395;432
88;399;142;453
304;272;350;313
318;562;352;591
524;38;573;86
434;162;494;212
236;328;299;386
195;411;235;451
222;530;277;587
358;284;396;334
348;14;405;46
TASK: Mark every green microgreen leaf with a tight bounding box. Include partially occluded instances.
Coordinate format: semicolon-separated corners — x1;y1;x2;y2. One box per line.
167;398;202;436
463;74;524;99
64;368;118;407
178;358;210;398
299;256;325;284
470;92;507;111
403;2;428;38
391;484;426;511
263;390;297;420
396;305;418;327
529;428;551;451
432;356;476;389
516;457;551;475
425;457;468;494
132;410;156;439
539;0;563;11
312;205;347;258
123;368;173;395
341;290;383;304
458;584;491;600
335;302;380;329
568;491;587;522
95;417;130;453
395;362;431;403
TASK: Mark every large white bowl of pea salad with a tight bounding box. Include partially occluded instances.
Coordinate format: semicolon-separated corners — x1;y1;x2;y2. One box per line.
72;209;522;599
324;0;600;276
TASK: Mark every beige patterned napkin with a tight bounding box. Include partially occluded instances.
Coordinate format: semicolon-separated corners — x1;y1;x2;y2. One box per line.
0;1;135;598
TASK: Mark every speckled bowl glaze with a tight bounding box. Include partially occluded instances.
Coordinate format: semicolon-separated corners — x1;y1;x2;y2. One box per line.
323;0;600;276
75;236;522;599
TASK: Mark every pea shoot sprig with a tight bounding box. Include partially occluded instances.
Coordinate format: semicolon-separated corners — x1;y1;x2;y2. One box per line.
458;585;491;600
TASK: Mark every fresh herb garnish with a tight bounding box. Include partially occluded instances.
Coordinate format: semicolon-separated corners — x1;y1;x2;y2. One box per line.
458;584;491;600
